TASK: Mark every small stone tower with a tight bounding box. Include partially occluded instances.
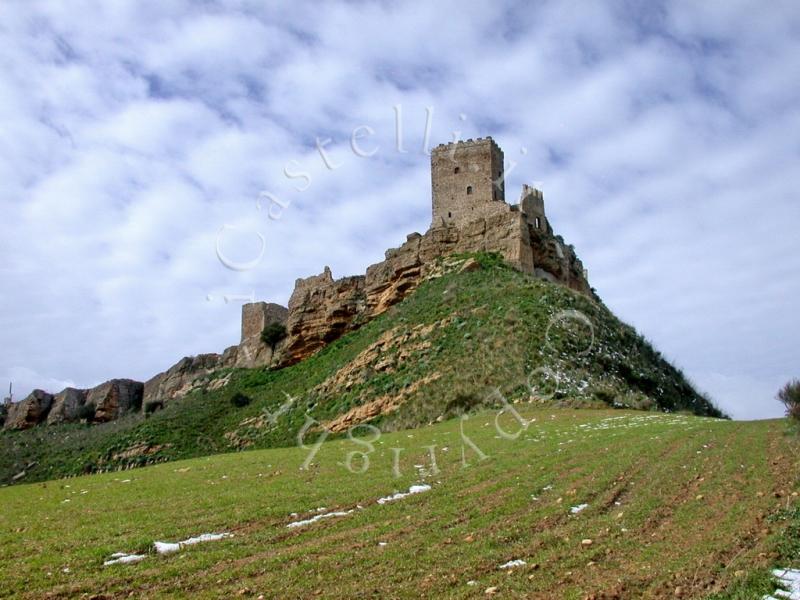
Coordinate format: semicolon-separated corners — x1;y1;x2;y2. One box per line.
520;184;550;233
431;137;505;227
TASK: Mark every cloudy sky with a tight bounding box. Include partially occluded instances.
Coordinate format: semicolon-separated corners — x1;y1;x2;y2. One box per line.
1;1;798;420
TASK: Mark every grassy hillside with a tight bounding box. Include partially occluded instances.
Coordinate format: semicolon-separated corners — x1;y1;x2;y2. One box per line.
0;253;724;486
0;408;797;599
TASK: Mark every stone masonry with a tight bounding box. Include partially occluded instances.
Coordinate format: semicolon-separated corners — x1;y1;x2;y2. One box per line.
431;137;506;227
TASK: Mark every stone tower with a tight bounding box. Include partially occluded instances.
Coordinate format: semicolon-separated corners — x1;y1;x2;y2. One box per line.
431;137;505;227
519;184;550;233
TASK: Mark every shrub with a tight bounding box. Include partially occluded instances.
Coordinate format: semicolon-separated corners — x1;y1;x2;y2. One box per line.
144;401;163;415
592;384;617;406
77;404;95;422
261;322;287;351
230;392;252;408
777;379;800;421
444;391;480;415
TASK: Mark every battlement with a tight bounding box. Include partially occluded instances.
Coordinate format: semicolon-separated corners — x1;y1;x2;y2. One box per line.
433;136;501;150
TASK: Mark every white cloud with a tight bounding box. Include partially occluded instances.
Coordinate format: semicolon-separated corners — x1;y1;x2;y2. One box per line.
0;1;798;419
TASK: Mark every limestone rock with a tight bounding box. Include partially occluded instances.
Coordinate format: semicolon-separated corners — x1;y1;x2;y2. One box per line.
47;387;88;425
87;379;143;422
282;267;366;365
3;390;54;430
458;257;481;273
142;354;225;411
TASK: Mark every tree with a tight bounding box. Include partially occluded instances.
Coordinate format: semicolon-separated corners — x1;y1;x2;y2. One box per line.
777;379;800;421
77;404;96;423
260;322;287;351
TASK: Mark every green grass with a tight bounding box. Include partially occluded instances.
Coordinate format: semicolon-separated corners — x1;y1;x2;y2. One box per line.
0;254;724;486
0;408;796;598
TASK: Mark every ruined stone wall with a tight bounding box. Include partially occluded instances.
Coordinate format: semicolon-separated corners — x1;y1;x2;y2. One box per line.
519;185;550;234
431;138;506;228
277;209;540;365
237;302;289;368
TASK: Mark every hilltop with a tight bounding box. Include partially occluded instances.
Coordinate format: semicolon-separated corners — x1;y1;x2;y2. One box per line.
1;137;724;486
0;254;723;485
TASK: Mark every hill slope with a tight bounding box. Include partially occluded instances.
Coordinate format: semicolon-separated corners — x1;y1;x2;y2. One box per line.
0;253;723;485
0;408;796;599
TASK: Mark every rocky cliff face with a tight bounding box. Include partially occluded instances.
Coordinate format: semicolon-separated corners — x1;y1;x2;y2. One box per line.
141;301;291;409
276;207;592;366
3;390;54;430
142;354;230;412
47;388;88;425
282;268;366;365
3;301;292;430
4;382;145;430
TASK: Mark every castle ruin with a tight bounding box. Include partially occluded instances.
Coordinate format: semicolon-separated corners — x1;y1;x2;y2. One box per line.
5;138;595;429
279;137;593;365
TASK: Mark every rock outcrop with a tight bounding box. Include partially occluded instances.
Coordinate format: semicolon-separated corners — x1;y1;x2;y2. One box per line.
140;302;289;411
142;351;242;411
47;387;88;425
282;268;366;365
3;390;54;430
277;204;592;366
87;379;144;422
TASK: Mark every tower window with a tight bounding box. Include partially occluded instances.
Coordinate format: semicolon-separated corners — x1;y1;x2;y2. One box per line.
535;217;541;229
454;167;460;174
448;212;451;218
466;186;473;195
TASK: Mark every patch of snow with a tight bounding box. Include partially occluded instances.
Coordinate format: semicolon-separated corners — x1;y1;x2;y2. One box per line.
376;484;432;505
286;510;353;528
154;532;233;554
570;503;589;514
499;559;526;569
104;553;146;566
764;568;800;600
154;541;181;554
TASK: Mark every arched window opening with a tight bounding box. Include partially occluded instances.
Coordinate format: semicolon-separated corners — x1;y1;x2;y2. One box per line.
535;217;541;229
454;167;460;174
466;186;473;195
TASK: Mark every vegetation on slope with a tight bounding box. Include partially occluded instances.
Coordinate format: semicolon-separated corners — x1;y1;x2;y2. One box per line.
0;409;796;599
0;253;723;485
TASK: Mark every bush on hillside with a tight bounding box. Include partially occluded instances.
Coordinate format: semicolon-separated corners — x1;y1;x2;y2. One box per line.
777;379;800;421
261;322;287;351
77;404;95;423
230;392;252;408
144;401;163;415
